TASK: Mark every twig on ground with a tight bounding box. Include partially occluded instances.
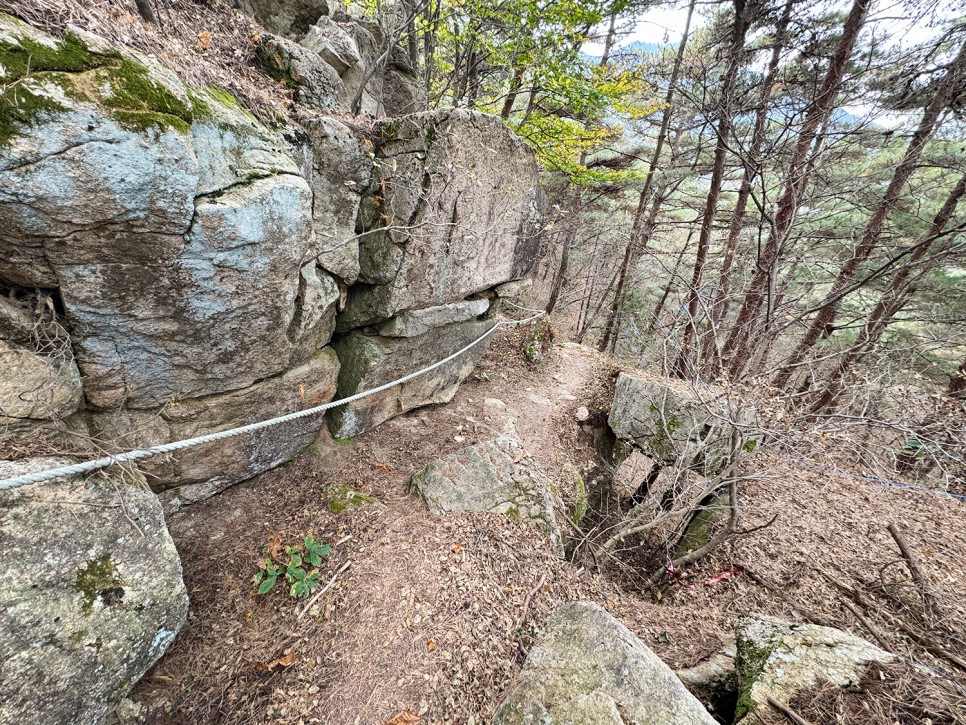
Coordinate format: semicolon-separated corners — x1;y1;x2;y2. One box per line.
767;696;813;725
517;573;548;629
821;569;966;671
887;522;941;618
298;560;352;620
839;597;893;651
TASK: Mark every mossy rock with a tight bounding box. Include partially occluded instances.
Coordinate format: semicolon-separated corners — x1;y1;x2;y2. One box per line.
327;484;380;514
733;615;894;723
0;15;202;145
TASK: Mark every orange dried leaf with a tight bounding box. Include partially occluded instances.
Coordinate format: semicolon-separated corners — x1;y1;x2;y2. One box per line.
385;711;420;725
254;648;297;672
426;640;437;652
451;544;463;554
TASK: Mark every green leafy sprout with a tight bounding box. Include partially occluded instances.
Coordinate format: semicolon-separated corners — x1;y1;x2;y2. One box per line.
253;534;332;599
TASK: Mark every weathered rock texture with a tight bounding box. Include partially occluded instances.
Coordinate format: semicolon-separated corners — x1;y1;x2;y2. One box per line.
234;0;329;37
0;14;541;494
342;109;544;329
89;348;340;508
328;318;493;439
493;601;718;724
0;6;544;724
734;614;894;723
0;458;188;725
608;373;758;475
0;17;354;500
412;425;562;554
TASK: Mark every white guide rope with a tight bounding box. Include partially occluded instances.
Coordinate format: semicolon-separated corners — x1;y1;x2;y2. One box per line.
0;304;545;492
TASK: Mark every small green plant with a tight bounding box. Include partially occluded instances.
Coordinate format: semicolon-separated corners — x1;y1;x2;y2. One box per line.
253;534;332;599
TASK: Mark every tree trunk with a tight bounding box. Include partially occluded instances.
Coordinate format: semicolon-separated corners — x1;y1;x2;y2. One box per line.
807;172;966;413
500;66;526;119
598;0;696;352
950;358;966;400
771;39;966;391
545;191;581;313
703;2;792;371
720;0;871;379
675;0;753;376
134;0;157;24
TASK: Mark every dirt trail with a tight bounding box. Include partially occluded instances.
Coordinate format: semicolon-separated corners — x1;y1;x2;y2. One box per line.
132;328;966;725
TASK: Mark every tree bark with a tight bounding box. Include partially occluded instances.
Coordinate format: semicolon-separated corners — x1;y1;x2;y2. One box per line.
703;2;792;371
771;39;966;390
720;0;871;379
134;0;156;24
675;0;754;375
807;172;966;413
598;0;696;352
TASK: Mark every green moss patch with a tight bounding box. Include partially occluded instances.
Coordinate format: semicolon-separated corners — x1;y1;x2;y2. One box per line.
0;24;192;143
74;554;127;615
734;631;775;721
95;58;191;133
0;30;102;82
327;484;379;514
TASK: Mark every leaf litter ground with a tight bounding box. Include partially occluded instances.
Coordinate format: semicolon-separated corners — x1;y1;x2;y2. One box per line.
130;327;966;724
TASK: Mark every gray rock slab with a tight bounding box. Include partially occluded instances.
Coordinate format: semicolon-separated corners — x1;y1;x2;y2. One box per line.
300;16;361;74
608;373;758;475
412;427;562;554
735;614;894;723
300;115;374;283
258;33;345;111
0;340;82;420
340;109;544;329
375;298;489;337
88;347;340;504
234;0;329;36
328;318;494;438
493;601;718;724
0;458;188;725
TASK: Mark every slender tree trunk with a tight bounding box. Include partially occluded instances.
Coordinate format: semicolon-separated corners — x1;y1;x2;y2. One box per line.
598;0;696;352
500;66;526;118
650;233;693;333
545;191;581;313
675;0;754;375
546;12;619;315
721;0;871;379
135;0;156;24
422;0;441;96
772;40;966;391
807;172;966;413
703;2;792;371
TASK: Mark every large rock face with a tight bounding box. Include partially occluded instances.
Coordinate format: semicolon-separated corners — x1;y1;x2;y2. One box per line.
89;347;340;507
493;602;718;724
0;21;330;409
328;317;494;438
340;109;544;330
0;15;542;482
0;458;188;725
234;0;329;36
734;614;894;724
608;373;758;475
412;425;563;555
0;18;356;503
